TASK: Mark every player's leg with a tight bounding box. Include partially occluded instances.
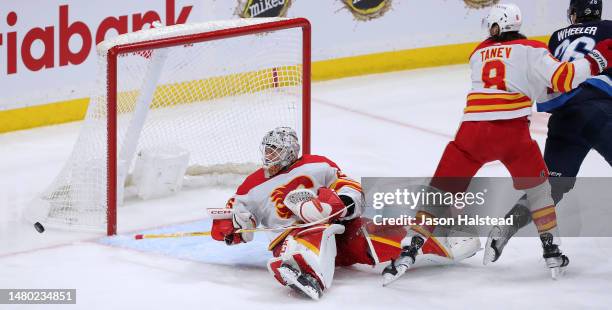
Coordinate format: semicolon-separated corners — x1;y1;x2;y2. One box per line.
337;218;479;266
496;136;569;278
592;130;612;165
334;218;377;266
383;122;484;285
587;98;612;167
483;193;531;264
428;122;486;229
545;105;594;203
336;217;457;268
379;224;481;285
417;131;483;235
267;224;345;300
432;140;484;194
349;216;479;287
485;105;594;264
500;98;609;226
427;121;487;237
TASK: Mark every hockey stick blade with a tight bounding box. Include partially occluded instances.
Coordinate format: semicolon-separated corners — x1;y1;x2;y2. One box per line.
134;231;212;240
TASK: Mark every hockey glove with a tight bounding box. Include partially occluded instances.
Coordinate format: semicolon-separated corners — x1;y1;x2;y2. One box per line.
586;38;612;75
232;210;256;243
211;219;239;244
210;211;256;245
284;187;347;223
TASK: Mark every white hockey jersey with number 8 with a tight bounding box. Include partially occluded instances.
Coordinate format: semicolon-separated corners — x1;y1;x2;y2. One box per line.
463;39;592;122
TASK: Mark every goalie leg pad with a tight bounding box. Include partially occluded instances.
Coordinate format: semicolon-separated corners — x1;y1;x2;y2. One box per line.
267;224;345;290
362;220;406;264
445;228;481;262
335;218;376;266
362;218;474;266
267;258;287;285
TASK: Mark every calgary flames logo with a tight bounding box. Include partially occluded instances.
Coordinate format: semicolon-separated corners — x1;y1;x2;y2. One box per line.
271;176;315;219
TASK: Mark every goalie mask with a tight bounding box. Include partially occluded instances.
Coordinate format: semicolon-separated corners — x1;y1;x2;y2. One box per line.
260;127;300;177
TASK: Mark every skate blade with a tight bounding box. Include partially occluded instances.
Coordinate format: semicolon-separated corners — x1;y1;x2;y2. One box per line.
382;265;408;287
550;266;567;280
278;267;320;300
483;226;501;265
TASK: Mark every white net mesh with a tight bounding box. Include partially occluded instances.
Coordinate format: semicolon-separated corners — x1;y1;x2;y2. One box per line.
26;18;306;232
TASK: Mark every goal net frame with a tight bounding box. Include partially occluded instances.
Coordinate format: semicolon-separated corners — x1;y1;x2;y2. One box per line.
98;18;311;235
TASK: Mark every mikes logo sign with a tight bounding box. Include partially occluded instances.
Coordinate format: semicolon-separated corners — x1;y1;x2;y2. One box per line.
236;0;293;18
342;0;392;21
0;0;193;75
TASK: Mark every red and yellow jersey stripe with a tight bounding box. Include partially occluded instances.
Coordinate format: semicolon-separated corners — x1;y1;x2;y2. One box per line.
464;92;532;114
551;62;576;93
329;177;362;193
531;205;558;233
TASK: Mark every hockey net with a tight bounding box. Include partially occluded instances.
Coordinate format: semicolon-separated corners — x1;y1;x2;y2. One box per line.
26;18;311;235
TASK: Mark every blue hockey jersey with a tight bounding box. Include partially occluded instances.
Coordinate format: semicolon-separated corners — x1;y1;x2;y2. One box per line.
537;20;611;112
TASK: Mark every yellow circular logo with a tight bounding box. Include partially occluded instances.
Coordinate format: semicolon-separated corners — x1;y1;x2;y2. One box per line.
342;0;392;21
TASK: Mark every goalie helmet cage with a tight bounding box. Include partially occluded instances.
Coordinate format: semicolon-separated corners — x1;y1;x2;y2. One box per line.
27;18;311;236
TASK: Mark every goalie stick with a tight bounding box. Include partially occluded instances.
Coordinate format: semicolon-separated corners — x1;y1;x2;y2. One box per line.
134;203;352;240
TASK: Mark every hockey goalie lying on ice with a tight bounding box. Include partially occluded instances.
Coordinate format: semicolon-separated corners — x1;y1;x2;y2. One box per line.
209;127;480;300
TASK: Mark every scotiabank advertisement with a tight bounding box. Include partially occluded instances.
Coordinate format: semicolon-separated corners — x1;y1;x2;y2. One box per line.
1;1;612;309
0;0;202;109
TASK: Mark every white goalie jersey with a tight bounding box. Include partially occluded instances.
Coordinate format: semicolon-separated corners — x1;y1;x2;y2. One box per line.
225;154;364;240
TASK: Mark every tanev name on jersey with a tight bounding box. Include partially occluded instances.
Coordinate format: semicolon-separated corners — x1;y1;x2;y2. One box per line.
480;47;512;62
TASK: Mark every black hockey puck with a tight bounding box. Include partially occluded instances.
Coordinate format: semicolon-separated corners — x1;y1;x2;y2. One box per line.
34;222;45;233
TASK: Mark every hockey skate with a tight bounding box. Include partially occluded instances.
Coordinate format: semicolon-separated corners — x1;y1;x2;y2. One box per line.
540;233;570;280
277;264;323;300
483;224;517;265
382;235;424;286
483;201;532;265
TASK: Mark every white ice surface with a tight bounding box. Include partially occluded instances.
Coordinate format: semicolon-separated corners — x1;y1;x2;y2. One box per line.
1;65;611;309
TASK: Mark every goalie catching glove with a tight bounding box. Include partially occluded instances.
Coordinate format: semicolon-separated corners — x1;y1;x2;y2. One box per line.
283;187;350;223
211;209;257;245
